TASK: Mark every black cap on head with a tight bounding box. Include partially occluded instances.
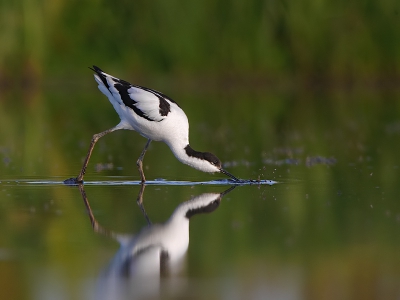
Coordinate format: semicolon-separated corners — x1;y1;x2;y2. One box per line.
203;152;222;169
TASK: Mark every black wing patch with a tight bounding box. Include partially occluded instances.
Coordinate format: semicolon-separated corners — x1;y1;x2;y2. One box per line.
134;85;179;106
133;85;176;116
90;66;109;87
91;65;177;122
114;82;154;122
158;97;171;116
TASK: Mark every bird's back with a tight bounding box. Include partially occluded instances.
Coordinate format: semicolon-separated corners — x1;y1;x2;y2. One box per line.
91;66;189;143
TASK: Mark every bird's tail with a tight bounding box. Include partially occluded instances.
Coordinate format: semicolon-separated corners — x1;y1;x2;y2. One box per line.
89;65;109;88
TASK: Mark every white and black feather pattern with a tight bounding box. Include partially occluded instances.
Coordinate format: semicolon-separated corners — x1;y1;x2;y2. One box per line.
64;65;238;183
91;66;177;122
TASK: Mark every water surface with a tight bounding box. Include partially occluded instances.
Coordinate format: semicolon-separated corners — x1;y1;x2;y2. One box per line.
1;87;400;299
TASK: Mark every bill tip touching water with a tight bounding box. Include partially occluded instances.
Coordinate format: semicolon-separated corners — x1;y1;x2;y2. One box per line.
64;65;240;184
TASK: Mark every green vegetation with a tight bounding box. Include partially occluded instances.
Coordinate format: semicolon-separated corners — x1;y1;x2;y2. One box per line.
0;1;400;299
0;0;399;87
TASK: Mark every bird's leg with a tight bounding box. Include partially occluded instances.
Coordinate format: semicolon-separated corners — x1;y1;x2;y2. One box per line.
136;139;152;183
78;184;113;237
66;126;120;184
136;183;152;225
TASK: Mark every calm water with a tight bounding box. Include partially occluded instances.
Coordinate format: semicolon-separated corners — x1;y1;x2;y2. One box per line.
1;85;400;300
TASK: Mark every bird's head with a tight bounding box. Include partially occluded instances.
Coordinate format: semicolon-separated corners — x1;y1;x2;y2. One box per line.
202;152;239;182
183;145;239;181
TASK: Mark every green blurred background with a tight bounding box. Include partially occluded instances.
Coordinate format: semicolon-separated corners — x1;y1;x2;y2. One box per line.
1;0;399;87
1;1;400;300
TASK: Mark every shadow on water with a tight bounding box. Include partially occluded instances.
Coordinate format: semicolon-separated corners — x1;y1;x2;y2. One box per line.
78;184;236;300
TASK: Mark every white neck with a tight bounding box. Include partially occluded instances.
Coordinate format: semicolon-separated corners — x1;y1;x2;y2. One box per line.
166;141;220;173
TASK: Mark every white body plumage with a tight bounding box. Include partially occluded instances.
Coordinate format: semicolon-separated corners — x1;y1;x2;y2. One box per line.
97;192;223;299
65;66;238;183
93;70;208;171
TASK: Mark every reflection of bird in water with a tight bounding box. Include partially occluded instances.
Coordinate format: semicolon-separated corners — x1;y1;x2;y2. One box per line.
65;66;238;184
78;184;235;300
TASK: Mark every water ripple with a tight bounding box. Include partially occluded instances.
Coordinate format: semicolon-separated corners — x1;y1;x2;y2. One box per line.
5;178;278;186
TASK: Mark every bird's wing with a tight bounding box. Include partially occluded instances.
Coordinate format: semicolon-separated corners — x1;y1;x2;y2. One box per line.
92;66;173;122
126;84;174;122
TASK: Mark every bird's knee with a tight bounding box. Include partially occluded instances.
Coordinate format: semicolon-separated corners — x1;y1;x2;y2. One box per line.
91;134;99;143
